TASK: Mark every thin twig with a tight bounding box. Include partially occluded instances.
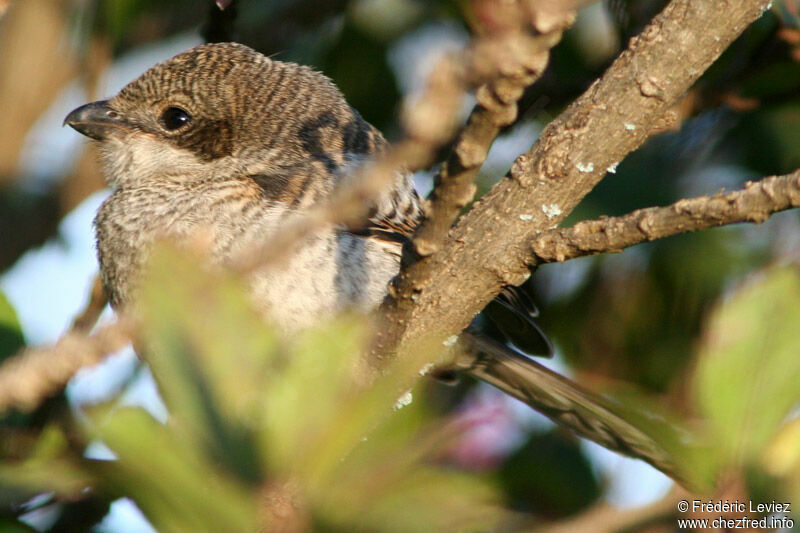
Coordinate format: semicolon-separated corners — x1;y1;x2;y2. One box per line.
0;319;132;414
530;170;800;264
70;275;108;333
410;1;576;258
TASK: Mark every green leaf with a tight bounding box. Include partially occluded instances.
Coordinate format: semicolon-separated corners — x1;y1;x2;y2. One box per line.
87;407;256;533
763;417;800;477
138;244;277;480
748;104;800;173
762;417;800;505
258;315;370;476
257;314;437;484
0;426;92;503
311;391;508;532
0;291;24;362
695;266;800;468
100;0;144;43
499;432;599;517
132;243;507;531
349;468;504;532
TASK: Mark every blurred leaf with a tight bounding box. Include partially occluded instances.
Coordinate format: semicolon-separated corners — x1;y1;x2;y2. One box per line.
762;417;800;506
0;290;24;362
259;315;371;477
138;244;275;481
86;407;256;533
349;0;426;40
0;426;92;503
763;417;800;478
133;243;502;531
738;62;800;100
258;313;448;490
695;266;800;468
499;432;599;517
313;393;508;531
320;19;400;130
101;0;144;42
348;468;504;532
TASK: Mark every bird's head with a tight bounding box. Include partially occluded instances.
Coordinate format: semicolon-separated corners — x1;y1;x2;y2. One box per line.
65;42;377;189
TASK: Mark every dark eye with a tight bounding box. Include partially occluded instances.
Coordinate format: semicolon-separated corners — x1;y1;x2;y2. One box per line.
159;107;192;130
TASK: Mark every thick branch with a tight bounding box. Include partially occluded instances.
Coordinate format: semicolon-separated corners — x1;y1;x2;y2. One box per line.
531;170;800;263
378;0;773;359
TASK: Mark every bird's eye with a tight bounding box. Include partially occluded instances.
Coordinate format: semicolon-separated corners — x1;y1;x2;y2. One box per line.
159;107;192;130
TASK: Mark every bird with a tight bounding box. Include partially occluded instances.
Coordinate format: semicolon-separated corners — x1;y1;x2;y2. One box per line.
65;42;677;477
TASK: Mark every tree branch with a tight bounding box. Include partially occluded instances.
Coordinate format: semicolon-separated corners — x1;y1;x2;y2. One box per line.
378;0;774;360
530;170;800;264
411;2;577;258
0;320;132;413
70;275;108;333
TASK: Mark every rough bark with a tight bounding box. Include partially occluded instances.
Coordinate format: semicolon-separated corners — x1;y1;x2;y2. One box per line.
378;0;775;361
530;170;800;264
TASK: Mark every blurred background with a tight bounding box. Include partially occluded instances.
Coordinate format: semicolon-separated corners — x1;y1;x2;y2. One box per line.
1;0;799;531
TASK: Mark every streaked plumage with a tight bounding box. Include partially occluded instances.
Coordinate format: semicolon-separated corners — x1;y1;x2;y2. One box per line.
83;43;420;332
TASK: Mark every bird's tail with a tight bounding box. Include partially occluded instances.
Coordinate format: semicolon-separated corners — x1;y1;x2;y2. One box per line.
457;332;683;482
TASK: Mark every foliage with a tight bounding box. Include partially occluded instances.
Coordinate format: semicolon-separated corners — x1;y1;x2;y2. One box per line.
695;266;800;471
1;254;798;529
2;247;509;531
0;291;24;363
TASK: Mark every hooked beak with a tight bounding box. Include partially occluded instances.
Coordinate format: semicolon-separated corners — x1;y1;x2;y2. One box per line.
64;100;130;141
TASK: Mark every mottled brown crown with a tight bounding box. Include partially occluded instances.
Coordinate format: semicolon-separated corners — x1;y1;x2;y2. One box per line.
110;42;382;166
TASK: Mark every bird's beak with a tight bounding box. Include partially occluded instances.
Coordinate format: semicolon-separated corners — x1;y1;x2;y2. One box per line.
64;100;130;141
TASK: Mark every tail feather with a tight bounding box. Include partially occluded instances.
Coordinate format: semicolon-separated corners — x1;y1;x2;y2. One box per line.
458;332;683;482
